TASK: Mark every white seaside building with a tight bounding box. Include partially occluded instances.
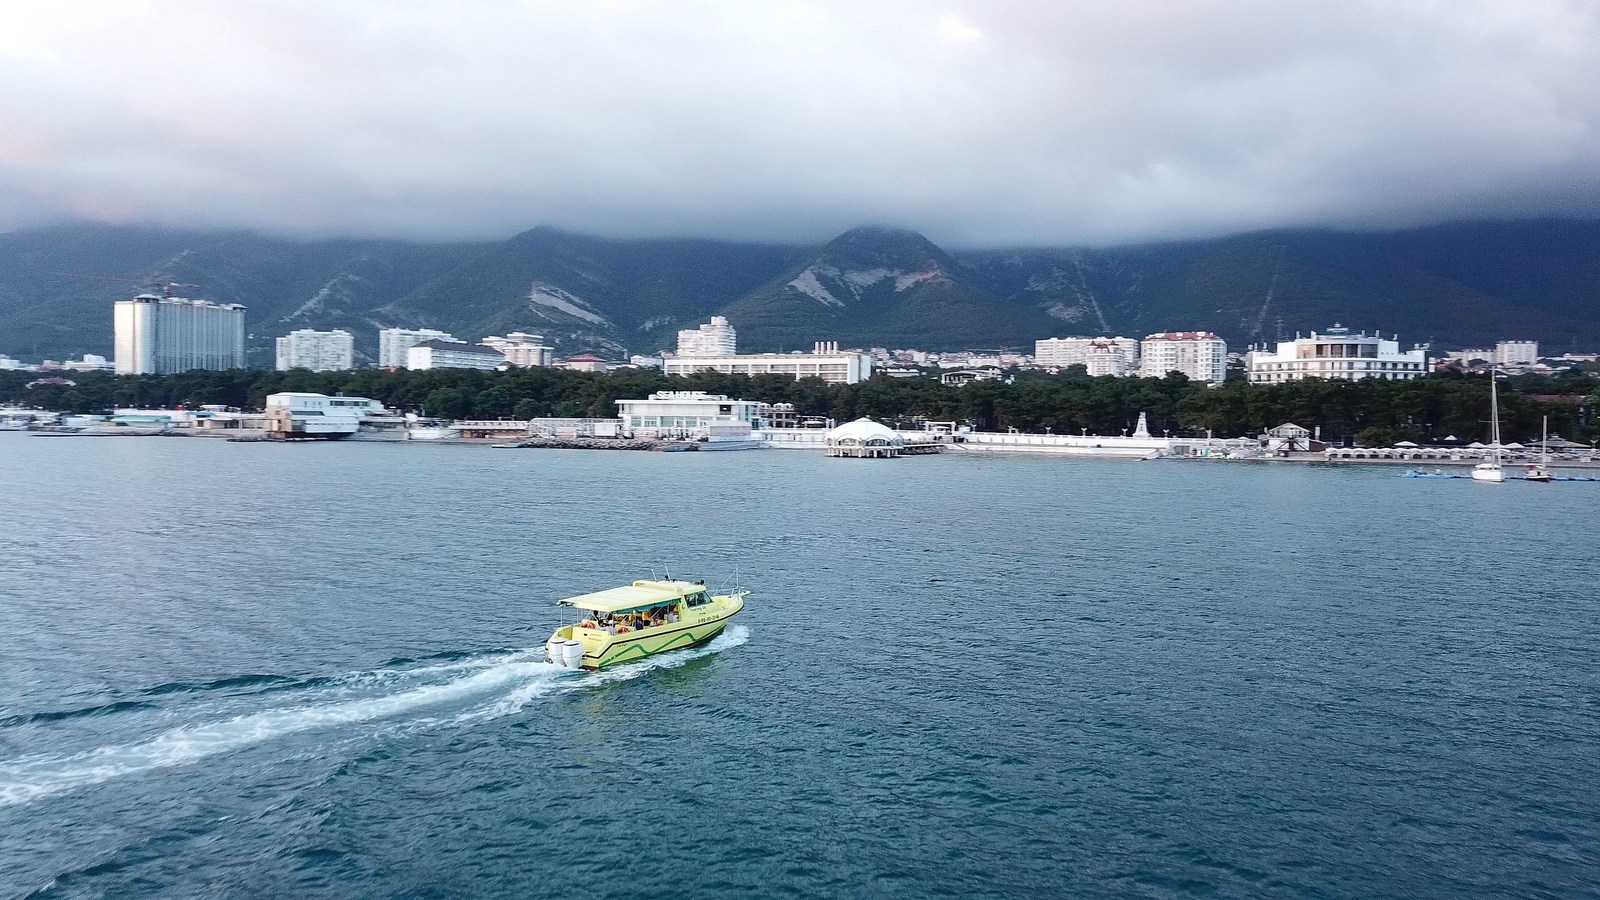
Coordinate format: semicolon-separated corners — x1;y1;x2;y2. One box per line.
1140;332;1227;383
114;293;246;375
677;316;737;356
1035;336;1140;375
406;340;506;371
1246;325;1427;384
616;391;764;434
378;327;458;368
1494;340;1539;366
275;329;354;372
665;341;873;384
482;332;553;367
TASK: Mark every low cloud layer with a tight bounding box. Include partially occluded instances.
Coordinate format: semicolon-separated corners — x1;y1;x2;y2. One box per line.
2;0;1597;247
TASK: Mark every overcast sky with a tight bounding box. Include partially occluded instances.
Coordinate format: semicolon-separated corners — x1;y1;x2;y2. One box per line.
2;0;1597;247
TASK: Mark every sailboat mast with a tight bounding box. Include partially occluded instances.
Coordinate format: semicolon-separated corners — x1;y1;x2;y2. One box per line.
1489;368;1501;459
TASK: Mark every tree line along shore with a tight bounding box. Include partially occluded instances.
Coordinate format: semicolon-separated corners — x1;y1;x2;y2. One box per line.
3;366;1596;448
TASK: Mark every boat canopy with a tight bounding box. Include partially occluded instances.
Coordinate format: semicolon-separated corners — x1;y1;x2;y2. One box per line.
556;580;703;613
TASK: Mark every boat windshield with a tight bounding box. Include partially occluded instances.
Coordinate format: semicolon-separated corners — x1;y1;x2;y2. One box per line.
577;603;681;634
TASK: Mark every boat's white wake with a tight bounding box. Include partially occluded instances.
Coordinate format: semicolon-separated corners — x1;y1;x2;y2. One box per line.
0;626;748;808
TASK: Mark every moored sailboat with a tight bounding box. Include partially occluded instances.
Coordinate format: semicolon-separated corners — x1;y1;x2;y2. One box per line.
1471;369;1505;483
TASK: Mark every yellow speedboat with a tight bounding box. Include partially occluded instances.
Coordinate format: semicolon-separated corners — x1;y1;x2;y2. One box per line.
545;579;747;670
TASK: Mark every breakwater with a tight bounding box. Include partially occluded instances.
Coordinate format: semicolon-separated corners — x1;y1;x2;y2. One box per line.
497;436;666;450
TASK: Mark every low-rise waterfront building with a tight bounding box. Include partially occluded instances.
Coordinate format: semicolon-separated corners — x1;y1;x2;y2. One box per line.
616;391;763;435
1140;332;1227;383
941;368;1003;386
665;341;872;384
62;354;114;372
276;329;355;372
406;340;507;371
564;354;610;373
1246;325;1426;383
263;392;385;439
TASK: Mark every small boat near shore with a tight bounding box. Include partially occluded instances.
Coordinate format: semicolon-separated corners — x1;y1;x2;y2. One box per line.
546;579;747;670
1526;416;1552;483
1472;369;1506;483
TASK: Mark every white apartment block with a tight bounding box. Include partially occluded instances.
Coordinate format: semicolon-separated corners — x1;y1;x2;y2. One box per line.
665;341;873;384
275;329;354;372
1034;336;1140;371
406;340;506;371
1084;343;1132;377
482;332;553;367
114;293;246;375
1494;340;1539;366
1246;326;1425;384
677;316;738;356
378;328;458;368
1140;332;1227;383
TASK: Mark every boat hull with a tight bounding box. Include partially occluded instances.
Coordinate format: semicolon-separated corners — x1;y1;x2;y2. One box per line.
697;439;765;451
548;594;744;670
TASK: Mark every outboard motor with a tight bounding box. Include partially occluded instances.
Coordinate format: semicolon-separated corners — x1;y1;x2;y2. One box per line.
560;639;585;670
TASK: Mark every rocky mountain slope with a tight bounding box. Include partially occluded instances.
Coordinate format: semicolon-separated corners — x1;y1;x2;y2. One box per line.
4;219;1599;361
716;227;1059;350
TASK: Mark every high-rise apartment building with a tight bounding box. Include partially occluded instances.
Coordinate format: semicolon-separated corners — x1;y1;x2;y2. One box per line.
275;329;355;372
114;293;246;375
378;328;458;368
1139;331;1227;383
677;316;737;356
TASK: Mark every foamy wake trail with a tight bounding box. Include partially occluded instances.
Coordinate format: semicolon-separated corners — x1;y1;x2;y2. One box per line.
0;625;749;808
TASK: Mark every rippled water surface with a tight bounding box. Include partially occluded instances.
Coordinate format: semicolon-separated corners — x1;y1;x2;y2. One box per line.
1;434;1597;898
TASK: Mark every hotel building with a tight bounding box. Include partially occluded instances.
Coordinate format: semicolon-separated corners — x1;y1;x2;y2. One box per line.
114;293;246;375
1140;332;1227;383
406;340;507;371
1245;325;1426;383
677;316;737;356
275;329;355;372
1034;336;1140;375
378;327;458;368
665;341;873;384
482;332;554;367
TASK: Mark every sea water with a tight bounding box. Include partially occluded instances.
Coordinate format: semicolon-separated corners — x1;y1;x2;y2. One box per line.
0;435;1596;898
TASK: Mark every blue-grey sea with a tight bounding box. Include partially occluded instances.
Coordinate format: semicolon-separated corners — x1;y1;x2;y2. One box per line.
1;434;1596;899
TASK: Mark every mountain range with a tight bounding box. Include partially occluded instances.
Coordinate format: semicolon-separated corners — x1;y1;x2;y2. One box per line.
3;219;1599;363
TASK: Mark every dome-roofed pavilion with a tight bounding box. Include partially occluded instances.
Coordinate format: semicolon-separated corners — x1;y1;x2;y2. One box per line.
825;417;904;458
